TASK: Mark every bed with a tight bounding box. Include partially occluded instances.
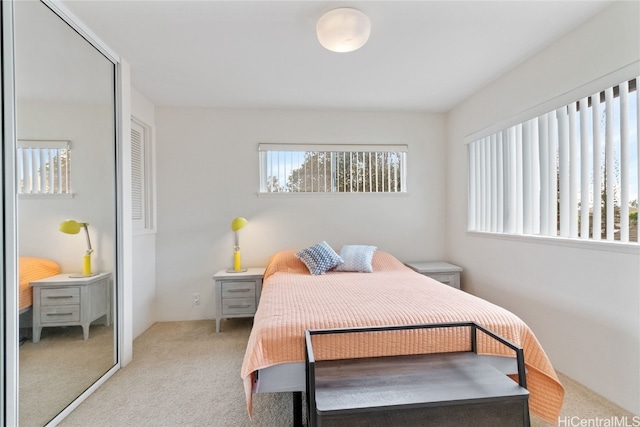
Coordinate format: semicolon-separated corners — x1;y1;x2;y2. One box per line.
241;249;564;425
18;257;61;331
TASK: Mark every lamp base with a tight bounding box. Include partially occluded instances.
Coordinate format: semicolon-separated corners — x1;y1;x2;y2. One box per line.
68;272;100;278
225;268;248;273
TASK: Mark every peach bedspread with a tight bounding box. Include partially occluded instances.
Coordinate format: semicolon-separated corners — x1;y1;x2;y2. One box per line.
241;250;564;424
19;257;61;311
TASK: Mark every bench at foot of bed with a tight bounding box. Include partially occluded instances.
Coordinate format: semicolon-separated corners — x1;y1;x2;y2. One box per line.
305;322;530;427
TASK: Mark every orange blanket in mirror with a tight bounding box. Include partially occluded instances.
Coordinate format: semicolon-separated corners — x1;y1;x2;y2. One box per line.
19;257;61;311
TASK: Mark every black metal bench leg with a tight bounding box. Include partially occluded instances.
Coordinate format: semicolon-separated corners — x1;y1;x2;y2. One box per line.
293;391;302;427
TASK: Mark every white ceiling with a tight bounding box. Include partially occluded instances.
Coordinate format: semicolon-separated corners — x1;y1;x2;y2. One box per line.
60;0;614;112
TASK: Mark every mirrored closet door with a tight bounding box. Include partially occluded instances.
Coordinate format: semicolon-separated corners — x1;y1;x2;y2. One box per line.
6;1;120;425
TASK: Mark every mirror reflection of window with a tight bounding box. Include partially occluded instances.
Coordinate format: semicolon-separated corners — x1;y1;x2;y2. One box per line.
14;1;118;425
17;140;71;196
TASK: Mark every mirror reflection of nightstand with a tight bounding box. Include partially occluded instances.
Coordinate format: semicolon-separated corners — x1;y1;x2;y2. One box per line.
405;262;463;290
29;272;111;343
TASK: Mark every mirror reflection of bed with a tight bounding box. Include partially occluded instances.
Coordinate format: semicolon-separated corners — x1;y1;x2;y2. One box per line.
14;1;118;425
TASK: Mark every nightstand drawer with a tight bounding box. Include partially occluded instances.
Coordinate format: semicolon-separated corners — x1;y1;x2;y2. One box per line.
428;273;456;286
40;287;80;306
222;281;256;298
222;298;256;315
40;305;80;323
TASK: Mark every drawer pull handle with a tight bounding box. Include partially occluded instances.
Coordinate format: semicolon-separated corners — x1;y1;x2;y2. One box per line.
228;304;251;309
46;312;73;316
47;295;74;299
227;289;251;293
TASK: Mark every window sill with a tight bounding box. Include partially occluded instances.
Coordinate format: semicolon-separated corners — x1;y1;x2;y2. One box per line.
18;193;74;199
257;192;409;198
466;231;640;255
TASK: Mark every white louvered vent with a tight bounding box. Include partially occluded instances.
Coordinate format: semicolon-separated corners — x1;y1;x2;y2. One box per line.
131;122;144;222
131;118;153;231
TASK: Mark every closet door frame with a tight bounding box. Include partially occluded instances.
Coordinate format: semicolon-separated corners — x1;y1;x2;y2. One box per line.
1;1;132;424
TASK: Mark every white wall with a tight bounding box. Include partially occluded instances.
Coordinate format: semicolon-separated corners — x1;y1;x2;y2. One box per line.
131;88;157;339
154;108;445;321
445;1;640;414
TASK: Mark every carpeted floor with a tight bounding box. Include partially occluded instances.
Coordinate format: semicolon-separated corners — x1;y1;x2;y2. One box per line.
19;324;115;427
58;319;637;427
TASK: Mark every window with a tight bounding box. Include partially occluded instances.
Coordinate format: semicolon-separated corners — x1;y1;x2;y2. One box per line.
17;139;71;196
131;118;154;231
468;77;639;244
259;144;408;194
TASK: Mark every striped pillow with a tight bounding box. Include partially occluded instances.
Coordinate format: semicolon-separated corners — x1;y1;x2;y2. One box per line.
295;241;343;275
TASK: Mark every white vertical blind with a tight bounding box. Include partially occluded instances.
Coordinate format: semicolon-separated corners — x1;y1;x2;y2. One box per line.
17;140;70;195
490;134;497;231
468;143;476;230
568;102;579;238
548;111;558;237
467;78;638;245
592;93;602;240
604;87;615;240
619;81;629;242
579;97;590;239
259;144;407;194
557;107;570;237
496;132;504;233
522;121;532;234
637;76;640;243
531;118;541;235
539;114;550;235
503;127;518;234
515;125;524;234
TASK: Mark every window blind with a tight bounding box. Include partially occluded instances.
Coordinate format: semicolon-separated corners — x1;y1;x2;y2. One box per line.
468;77;639;244
259;143;408;194
17;139;70;195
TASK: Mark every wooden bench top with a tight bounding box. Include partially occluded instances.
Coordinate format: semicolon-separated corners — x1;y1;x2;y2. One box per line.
314;351;529;416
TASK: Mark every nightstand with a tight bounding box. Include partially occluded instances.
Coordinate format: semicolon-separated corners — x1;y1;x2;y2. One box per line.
30;272;111;343
405;262;463;289
213;267;265;333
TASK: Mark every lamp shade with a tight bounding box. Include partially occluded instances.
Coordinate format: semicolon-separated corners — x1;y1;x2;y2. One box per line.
317;8;371;53
231;217;248;231
59;219;85;234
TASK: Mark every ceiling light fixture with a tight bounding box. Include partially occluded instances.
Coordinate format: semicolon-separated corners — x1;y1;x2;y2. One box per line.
316;8;371;53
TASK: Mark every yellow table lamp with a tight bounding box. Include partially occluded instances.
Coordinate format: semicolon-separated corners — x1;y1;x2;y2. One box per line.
59;219;97;276
226;217;248;273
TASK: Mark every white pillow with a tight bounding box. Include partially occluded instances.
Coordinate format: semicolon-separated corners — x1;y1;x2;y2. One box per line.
335;245;377;273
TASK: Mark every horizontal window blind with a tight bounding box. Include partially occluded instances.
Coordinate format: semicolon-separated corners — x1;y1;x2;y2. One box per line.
468;77;639;244
259;144;408;194
17;139;71;195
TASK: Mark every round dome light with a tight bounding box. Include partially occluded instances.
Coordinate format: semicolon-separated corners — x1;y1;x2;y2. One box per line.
316;8;371;53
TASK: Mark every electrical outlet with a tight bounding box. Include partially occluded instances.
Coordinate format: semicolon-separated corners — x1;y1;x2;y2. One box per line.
193;293;200;305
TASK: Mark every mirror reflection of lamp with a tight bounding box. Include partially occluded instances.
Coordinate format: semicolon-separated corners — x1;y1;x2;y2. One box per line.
226;217;248;273
59;219;97;276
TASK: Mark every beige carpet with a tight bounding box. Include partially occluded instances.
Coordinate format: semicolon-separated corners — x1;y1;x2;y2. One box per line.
19;324;115;427
58;319;637;427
